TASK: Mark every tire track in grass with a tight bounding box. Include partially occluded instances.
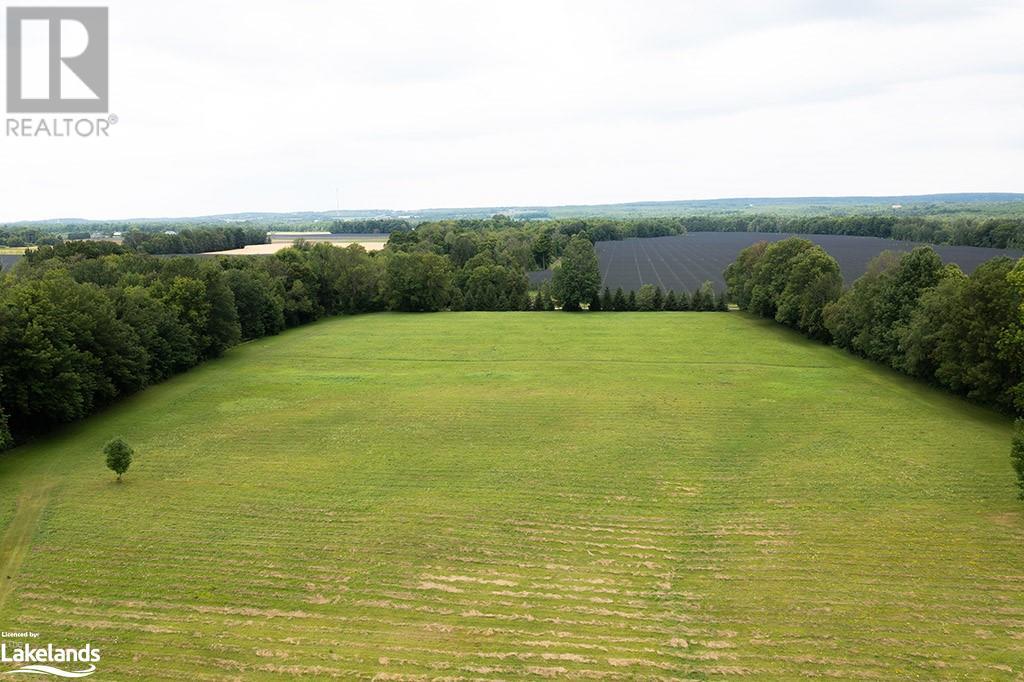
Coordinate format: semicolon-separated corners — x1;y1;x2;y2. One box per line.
0;478;55;613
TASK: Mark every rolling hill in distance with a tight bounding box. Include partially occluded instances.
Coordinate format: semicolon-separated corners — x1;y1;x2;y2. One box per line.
5;192;1024;227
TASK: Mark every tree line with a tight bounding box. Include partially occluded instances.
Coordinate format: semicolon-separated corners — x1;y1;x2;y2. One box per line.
532;282;727;312
352;214;1024;274
6;212;1024;257
330;213;1024;251
0;226;268;253
329;219;413;234
328;213;1024;253
0;227;62;247
385;216;690;273
123;227;268;254
0;236;516;448
0;241;381;450
725;237;1024;413
679;214;1024;248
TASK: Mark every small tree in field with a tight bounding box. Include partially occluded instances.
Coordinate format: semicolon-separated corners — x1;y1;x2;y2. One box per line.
1012;420;1024;499
104;438;134;482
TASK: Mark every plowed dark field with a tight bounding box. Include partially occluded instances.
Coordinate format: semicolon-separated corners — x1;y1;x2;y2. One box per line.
529;232;1022;292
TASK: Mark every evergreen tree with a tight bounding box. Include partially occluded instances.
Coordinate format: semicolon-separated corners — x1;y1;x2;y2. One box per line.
531;288;545;311
689;286;705;311
664;290;678;311
652;287;664;311
601;287;613;311
531;232;553;269
626;290;637;311
612;287;627;311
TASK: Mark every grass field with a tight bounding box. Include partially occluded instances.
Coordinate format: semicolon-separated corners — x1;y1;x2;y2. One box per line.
1;313;1022;679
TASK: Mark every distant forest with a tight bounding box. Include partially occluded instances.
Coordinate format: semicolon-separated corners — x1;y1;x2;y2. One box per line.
5;213;1024;257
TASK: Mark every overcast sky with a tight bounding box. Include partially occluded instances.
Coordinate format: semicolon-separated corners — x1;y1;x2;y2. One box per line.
1;0;1022;221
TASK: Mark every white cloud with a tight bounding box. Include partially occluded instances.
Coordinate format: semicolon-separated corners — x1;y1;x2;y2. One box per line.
1;0;1022;220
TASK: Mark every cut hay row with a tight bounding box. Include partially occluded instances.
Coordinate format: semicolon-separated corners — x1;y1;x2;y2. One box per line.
0;313;1021;678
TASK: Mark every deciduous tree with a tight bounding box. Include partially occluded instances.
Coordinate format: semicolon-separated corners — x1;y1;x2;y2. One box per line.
383;252;454;312
104;437;134;482
636;284;660;311
551;235;600;311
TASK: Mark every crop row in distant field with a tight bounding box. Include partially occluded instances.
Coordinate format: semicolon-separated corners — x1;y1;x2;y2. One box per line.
530;232;1023;291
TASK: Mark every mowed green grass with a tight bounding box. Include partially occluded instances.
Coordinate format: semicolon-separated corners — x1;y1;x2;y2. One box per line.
1;312;1022;679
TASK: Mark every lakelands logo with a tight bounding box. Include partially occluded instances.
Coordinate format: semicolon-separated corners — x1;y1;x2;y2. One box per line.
1;635;100;678
4;6;117;137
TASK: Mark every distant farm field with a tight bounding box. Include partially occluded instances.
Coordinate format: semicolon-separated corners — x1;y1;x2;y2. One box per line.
207;234;389;255
1;313;1022;679
530;232;1023;291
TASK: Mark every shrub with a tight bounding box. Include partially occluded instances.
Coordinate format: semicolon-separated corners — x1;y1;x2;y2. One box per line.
104;437;134;482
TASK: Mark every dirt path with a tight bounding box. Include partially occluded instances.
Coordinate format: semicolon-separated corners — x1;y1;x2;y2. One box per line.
0;480;54;612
